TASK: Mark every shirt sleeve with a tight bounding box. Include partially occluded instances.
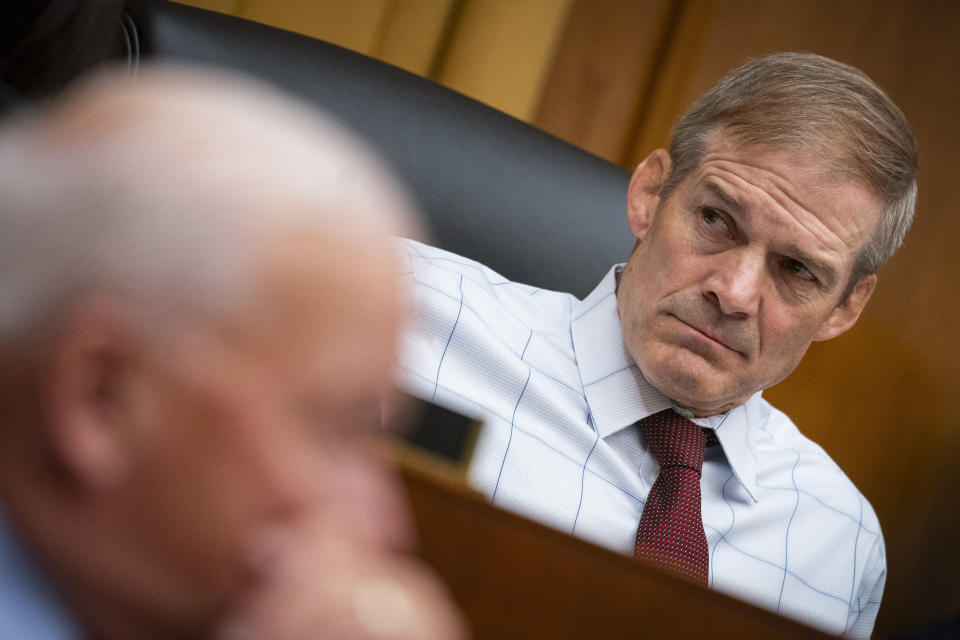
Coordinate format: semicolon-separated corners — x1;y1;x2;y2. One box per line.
844;534;886;638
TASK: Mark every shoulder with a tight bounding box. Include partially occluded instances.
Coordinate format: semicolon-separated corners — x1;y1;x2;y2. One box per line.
396;238;577;334
754;399;883;536
745;400;887;634
397;238;508;286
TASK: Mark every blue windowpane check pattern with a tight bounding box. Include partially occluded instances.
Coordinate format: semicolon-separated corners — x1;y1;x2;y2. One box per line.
396;239;885;638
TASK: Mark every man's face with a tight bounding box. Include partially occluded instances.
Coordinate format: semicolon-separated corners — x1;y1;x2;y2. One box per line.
119;231;407;629
617;133;881;416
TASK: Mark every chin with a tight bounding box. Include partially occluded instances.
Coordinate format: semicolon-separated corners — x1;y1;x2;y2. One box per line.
639;351;739;415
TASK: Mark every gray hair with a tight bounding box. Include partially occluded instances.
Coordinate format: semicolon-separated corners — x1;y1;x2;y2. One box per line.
663;52;917;297
0;64;416;347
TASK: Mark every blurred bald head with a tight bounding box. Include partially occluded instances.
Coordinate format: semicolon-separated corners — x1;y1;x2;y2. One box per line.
0;64;417;346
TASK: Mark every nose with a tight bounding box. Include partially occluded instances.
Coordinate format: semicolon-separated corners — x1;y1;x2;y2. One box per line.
702;249;764;317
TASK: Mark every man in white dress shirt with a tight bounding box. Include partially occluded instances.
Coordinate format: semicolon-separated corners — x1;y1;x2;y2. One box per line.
397;52;917;636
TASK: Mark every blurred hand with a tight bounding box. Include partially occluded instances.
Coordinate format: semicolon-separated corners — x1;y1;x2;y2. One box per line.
215;522;468;640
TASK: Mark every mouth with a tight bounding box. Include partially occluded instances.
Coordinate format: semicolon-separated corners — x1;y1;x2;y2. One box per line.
669;314;743;356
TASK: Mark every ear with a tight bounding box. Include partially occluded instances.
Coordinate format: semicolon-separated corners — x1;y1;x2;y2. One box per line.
812;274;878;341
626;149;671;241
42;299;145;490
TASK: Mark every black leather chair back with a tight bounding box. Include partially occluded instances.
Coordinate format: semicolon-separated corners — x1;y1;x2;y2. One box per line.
126;0;633;297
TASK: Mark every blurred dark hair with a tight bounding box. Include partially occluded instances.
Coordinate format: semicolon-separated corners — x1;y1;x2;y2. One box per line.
1;0;125;109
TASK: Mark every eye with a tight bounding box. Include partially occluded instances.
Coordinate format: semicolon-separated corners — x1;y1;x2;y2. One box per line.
700;206;725;226
697;206;736;242
780;258;816;282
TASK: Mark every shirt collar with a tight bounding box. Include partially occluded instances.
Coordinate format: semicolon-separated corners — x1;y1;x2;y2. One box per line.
570;266;760;503
0;504;80;639
675;397;761;502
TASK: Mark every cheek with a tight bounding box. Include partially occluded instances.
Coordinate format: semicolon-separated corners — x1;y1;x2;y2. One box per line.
618;258;654;319
756;311;820;376
153;378;320;552
626;233;704;307
111;391;274;617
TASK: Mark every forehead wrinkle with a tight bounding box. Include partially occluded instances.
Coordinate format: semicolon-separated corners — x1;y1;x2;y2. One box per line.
702;180;745;216
700;175;842;290
698;154;858;262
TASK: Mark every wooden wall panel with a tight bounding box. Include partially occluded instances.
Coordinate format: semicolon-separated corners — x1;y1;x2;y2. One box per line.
371;0;458;76
235;0;458;77
435;0;574;120
171;0;241;15
170;0;570;120
538;0;960;633
532;0;680;165
238;0;392;53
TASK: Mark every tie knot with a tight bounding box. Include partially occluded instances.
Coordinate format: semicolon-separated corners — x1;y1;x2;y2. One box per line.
638;409;706;474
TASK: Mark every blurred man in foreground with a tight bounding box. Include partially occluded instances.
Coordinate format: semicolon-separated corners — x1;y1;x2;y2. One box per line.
0;66;464;640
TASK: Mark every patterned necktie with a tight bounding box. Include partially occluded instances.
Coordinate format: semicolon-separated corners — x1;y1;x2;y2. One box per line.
634;409;709;585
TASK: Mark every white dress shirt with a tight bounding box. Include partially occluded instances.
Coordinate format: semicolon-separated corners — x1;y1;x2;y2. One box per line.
396;239;885;638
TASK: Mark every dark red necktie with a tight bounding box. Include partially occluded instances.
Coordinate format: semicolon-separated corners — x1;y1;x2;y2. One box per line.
634;409;709;585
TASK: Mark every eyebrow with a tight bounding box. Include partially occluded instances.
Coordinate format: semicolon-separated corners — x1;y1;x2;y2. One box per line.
703;180;746;216
784;244;839;288
701;180;840;289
